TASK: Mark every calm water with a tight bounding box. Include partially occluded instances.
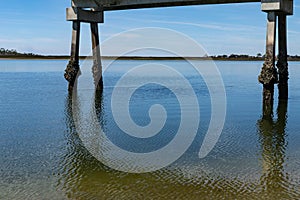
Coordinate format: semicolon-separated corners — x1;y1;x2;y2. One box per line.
1;59;300;199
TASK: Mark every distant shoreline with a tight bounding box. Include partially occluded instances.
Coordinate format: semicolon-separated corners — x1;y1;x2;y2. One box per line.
1;55;300;61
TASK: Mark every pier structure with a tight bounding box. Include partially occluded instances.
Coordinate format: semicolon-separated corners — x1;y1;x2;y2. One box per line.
65;0;294;104
65;6;104;91
259;0;293;111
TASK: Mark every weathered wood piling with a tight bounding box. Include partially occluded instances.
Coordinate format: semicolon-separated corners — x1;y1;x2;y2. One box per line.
64;21;81;92
259;12;278;108
277;13;289;100
90;16;103;91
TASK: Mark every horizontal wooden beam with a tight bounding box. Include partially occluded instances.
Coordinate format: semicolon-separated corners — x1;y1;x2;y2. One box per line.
72;0;260;10
261;0;293;15
67;7;104;23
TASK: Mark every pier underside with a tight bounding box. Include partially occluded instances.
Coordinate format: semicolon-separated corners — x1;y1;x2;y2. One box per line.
72;0;260;10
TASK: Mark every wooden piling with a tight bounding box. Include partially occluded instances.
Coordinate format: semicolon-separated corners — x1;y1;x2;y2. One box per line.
65;21;81;92
277;14;289;100
90;22;103;91
259;12;278;107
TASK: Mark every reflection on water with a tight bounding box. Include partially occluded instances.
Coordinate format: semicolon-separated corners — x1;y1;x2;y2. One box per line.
56;90;298;199
257;101;296;199
56;93;109;199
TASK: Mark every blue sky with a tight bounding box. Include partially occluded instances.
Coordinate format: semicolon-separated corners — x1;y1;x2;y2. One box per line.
0;1;300;56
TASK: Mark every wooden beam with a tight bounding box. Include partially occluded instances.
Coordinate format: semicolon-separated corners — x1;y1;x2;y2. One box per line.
67;7;103;23
72;0;260;10
261;0;293;15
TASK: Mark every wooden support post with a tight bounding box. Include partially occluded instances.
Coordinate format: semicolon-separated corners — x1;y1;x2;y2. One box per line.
259;12;278;111
65;21;81;92
277;13;288;100
90;22;103;91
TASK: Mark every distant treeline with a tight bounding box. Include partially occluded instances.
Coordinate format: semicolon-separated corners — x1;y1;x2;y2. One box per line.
0;48;39;57
2;48;300;61
209;53;300;61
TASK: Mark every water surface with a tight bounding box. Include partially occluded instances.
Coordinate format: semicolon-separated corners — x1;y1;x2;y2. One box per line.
1;59;300;199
